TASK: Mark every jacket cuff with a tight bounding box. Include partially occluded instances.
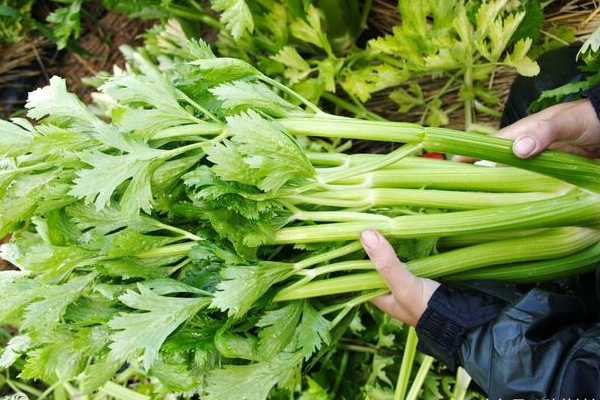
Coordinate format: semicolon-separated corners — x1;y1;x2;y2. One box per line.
582;83;600;122
415;283;510;369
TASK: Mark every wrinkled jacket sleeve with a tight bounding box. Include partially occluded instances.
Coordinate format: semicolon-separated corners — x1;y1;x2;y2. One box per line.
415;280;600;400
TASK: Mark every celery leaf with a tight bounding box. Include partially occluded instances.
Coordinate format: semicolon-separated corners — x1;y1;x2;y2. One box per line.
296;301;331;360
211;0;254;39
210;262;290;318
206;110;315;192
205;351;303;400
21;272;97;331
108;284;209;370
256;302;303;359
210;80;302;117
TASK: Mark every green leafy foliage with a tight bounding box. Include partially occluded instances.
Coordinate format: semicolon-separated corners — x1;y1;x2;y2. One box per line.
205;352;303;400
0;334;32;368
529;78;600;112
579;25;600;57
531;25;600;112
356;0;541;129
211;0;254;39
108;284;210;370
211;80;302;117
46;0;83;49
4;27;593;400
206;110;316;192
0;0;34;42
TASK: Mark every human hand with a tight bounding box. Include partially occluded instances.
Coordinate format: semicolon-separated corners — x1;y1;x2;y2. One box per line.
455;99;600;161
360;229;440;326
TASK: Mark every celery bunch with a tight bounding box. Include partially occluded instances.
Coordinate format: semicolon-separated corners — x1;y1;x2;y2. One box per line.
1;39;599;399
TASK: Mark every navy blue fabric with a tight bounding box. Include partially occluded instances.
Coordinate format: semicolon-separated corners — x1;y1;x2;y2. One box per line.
415;278;600;400
583;83;600;122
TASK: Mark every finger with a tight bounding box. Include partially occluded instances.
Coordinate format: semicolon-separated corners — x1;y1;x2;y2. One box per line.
451;155;477;163
371;294;412;324
493;101;572;141
360;229;416;300
548;142;600;158
495;102;590;158
495;119;559;158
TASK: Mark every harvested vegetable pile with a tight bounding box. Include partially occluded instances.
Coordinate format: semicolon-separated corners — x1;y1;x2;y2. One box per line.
2;28;600;399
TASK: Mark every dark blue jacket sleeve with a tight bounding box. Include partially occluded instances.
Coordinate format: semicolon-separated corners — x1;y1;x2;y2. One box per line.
415;280;600;400
583;82;600;120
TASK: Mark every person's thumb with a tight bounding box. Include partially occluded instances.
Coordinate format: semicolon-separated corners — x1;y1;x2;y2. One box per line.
360;229;416;301
498;119;558;158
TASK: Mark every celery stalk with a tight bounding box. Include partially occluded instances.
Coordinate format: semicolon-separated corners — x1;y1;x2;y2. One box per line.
439;228;549;248
328;168;567;192
287;188;558;210
307;152;476;169
280;115;425;142
423;127;600;193
407;227;600;277
445;241;600;283
274;190;600;244
280;117;600;194
274;227;600;301
394;328;418;400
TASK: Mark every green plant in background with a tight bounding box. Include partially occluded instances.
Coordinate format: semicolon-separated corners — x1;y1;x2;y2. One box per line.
345;0;542;131
209;0;372;109
0;0;575;131
0;0;34;43
0;0;216;48
530;24;600;111
199;0;546;129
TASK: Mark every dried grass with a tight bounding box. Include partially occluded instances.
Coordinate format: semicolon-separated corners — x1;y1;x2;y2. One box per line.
52;11;154;102
0;34;53;117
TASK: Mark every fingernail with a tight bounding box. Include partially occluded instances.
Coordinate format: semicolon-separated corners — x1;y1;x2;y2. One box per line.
513;136;535;157
361;229;380;251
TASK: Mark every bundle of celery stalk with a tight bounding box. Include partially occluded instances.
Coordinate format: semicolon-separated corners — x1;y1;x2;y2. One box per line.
1;37;600;399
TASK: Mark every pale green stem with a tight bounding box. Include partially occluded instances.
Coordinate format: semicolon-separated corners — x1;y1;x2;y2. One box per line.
406;356;435;400
394;328;418;400
274;190;600;245
1;161;56;175
295;260;373;278
0;372;42;397
321;91;386;121
260;76;323;114
151;122;223;140
168;257;192;275
316;143;423;185
136;241;196;259
463;65;474;132
176;89;220;123
469;122;497;134
320;289;388;317
473;100;501;118
331;350;349;399
450;367;472;400
289;210;393;223
286;188;558;211
293;241;364;269
163;141;206;158
101;381;150;400
274;227;600;301
154;221;201;241
37;380;64;400
420;74;458;126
